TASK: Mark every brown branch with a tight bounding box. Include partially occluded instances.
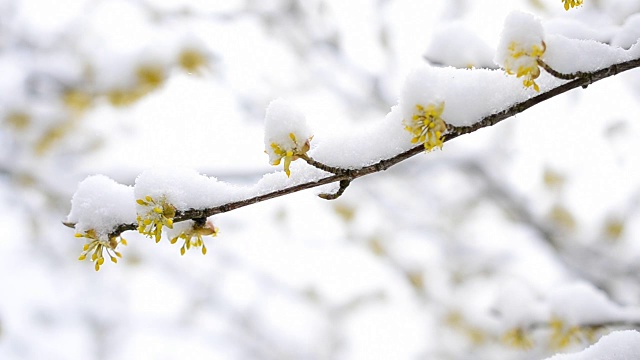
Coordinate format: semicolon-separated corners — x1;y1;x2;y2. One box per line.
319;180;351;200
526;319;640;332
446;57;640;138
298;154;346;175
537;59;583;80
78;57;640;239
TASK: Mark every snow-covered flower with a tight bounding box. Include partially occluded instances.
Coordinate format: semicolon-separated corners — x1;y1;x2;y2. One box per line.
496;12;546;92
264;99;313;177
76;229;126;271
505;41;546;91
136;195;176;243
67;175;136;270
562;0;583;11
169;219;219;255
404;103;447;151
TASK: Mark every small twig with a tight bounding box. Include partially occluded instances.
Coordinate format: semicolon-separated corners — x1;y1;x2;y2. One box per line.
298;154;347;175
319;179;351;200
537;59;584;80
446;57;639;138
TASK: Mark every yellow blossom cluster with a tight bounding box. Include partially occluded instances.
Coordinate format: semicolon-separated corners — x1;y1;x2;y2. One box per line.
404;103;447;151
107;64;166;107
136;195;176;243
76;229;126;271
269;133;311;177
504;41;546;92
562;0;583;11
170;219;219;255
502;317;597;350
550;317;595;349
502;328;534;349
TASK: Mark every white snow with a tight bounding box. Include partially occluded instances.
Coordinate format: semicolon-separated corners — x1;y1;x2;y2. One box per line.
544;34;639;74
492;280;547;328
543;18;616;44
134;167;245;211
66;174;136;236
612;14;640;49
309;105;413;168
251;164;327;194
424;22;496;69
263;98;313;167
399;65;537;128
545;330;640;360
548;282;640;325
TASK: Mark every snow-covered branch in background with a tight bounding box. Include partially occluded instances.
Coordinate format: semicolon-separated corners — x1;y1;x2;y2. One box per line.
65;11;640;272
544;330;640;360
497;281;640;350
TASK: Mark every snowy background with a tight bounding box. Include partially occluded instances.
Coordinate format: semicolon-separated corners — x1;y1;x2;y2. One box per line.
1;0;640;359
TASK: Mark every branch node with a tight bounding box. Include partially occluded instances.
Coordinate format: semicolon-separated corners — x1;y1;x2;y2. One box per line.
319;179;351;200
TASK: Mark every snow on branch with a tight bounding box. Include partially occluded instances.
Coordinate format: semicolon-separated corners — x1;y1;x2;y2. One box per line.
544;330;640;360
64;11;640;271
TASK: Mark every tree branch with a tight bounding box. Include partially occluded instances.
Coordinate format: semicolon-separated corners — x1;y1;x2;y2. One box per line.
446;57;640;138
526;319;640;332
67;57;640;239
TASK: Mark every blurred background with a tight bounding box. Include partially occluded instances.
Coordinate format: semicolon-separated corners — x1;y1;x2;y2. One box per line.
1;0;640;359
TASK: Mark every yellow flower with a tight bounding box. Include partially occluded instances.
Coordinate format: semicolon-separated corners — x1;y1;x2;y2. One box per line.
562;0;583;10
136;195;176;243
169;219;219;255
76;229;126;271
502;328;534;349
106;64;166;107
550;317;590;349
106;88;144;107
504;41;546;92
4;111;30;131
269;133;311;177
136;64;165;92
178;48;208;74
63;89;93;114
404;103;447;151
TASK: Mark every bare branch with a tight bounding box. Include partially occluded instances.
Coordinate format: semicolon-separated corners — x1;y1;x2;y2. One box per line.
298;154;345;175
